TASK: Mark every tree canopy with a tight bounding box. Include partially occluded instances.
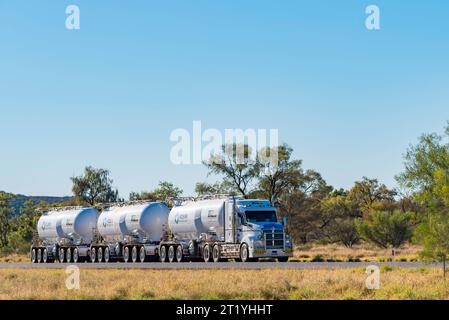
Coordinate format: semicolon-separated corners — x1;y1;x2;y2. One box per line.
130;181;183;203
397;122;449;274
71;166;119;205
203;143;260;197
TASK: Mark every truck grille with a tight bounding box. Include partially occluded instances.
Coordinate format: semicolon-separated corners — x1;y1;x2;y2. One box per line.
264;230;284;249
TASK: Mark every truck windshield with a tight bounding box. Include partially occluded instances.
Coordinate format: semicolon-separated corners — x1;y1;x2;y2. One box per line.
245;211;278;223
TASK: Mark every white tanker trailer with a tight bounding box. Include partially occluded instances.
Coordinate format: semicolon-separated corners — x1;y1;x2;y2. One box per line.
31;207;99;263
90;202;170;263
158;197;293;263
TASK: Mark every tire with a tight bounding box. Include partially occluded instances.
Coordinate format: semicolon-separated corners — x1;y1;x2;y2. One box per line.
168;245;176;263
59;248;66;263
97;247;103;263
90;247;97;263
123;247;130;263
139;247;146;263
66;248;72;263
176;245;183;263
43;249;48;263
159;246;167;263
31;248;37;263
212;245;221;263
203;244;212;263
277;257;289;262
240;243;249;263
132;246;138;263
73;248;79;263
37;249;42;263
104;247;110;263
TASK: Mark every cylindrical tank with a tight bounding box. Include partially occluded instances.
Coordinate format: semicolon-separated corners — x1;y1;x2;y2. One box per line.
168;199;225;240
97;202;169;243
37;208;99;244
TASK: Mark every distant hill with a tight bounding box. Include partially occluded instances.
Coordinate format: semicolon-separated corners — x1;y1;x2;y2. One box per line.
0;191;72;215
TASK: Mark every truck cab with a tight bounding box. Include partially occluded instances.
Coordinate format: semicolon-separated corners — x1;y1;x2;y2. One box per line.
235;199;293;262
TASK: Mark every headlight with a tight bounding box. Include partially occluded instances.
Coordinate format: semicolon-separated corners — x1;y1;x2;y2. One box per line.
258;232;264;240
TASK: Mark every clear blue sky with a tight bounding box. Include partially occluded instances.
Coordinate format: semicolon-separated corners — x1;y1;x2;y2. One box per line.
1;1;448;198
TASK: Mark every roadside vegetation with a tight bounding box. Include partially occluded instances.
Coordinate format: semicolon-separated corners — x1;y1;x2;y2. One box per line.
291;244;421;262
0;268;448;300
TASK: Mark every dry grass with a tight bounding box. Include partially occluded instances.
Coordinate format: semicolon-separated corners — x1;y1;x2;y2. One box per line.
293;244;422;262
0;267;448;300
0;254;29;263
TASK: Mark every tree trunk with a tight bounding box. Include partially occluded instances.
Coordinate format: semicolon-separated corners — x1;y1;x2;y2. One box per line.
443;255;446;279
391;248;395;269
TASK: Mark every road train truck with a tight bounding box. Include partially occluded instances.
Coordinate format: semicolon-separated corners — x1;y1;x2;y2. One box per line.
31;197;293;263
159;197;293;263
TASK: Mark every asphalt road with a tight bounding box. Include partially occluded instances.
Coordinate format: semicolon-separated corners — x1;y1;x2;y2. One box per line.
0;262;441;270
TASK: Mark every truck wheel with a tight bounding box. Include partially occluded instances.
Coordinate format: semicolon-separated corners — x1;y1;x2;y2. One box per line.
90;247;97;263
139;247;146;263
168;245;176;263
240;243;249;263
132;246;138;263
59;248;65;263
159;246;167;263
97;247;103;263
66;248;72;263
123;247;130;263
73;248;79;263
37;249;42;263
176;245;183;263
203;244;212;263
212;245;221;263
43;249;48;263
277;257;289;262
104;247;110;263
31;248;37;263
